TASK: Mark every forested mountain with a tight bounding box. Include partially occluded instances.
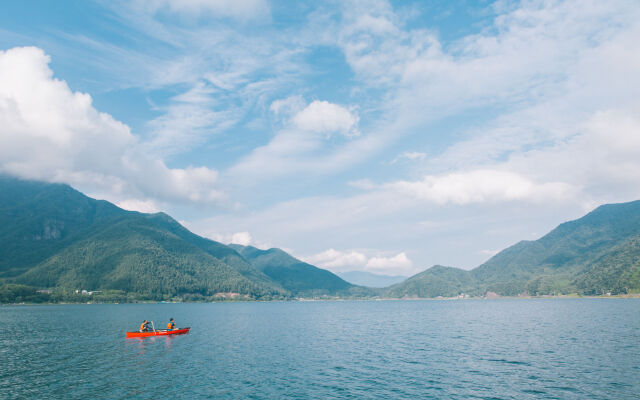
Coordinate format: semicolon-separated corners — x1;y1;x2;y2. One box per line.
385;266;476;298
0;176;286;301
228;244;362;296
387;201;640;297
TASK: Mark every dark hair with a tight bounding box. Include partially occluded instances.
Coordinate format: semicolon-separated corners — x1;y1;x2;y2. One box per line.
170;318;174;321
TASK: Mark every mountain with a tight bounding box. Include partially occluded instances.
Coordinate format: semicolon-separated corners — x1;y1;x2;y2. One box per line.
338;271;407;288
0;176;286;301
386;201;640;297
228;244;359;296
385;266;475;298
573;235;640;295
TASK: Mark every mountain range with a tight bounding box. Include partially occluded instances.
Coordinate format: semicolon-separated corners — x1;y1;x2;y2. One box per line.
0;176;363;302
386;200;640;297
1;175;639;303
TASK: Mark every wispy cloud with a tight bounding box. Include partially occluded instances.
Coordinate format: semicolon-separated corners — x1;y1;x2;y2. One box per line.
229;98;361;178
391;151;426;164
134;0;271;21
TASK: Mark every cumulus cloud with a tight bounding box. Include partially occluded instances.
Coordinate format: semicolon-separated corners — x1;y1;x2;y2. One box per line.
230;231;252;246
365;252;414;274
0;46;224;209
386;170;577;205
205;231;255;246
292;100;359;137
230;99;360;178
305;249;368;270
304;248;418;276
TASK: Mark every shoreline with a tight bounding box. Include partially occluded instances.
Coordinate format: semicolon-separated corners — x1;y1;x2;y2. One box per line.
3;293;640;306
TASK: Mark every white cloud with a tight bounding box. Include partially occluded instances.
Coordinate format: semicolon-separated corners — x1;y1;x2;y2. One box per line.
269;95;305;117
365;252;414;275
304;249;368;270
391;151;426;164
145;82;240;156
303;248;418;276
205;231;259;247
230;231;252;246
230;99;360;178
136;0;270;21
386;169;577;205
0;46;224;206
115;199;161;213
321;0;640;168
292;100;359;137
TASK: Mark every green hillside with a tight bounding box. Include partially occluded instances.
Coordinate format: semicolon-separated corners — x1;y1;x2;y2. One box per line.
386;201;640;298
0;176;285;301
0;177;124;277
385;265;476;298
229;244;362;296
144;213;282;293
573;235;640;295
13;214;279;298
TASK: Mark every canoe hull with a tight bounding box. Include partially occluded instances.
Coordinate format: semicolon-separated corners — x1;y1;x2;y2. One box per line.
126;327;190;338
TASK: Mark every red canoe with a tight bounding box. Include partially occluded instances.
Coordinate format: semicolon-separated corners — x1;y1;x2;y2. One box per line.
126;327;190;338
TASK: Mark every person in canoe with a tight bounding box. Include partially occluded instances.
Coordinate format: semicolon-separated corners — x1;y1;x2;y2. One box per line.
167;318;175;330
140;320;151;332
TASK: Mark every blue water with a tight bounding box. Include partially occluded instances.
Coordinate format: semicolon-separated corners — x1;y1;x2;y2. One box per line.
1;299;639;399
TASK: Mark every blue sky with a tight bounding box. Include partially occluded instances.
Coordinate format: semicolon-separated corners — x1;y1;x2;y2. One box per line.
1;0;640;276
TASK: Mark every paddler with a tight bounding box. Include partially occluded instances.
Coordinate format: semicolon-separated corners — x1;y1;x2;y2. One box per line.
167;318;175;330
140;320;150;332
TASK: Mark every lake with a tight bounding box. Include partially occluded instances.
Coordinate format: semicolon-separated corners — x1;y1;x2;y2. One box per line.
1;299;639;399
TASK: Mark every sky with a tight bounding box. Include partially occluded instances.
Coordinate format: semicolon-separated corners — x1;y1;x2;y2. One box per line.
1;0;640;276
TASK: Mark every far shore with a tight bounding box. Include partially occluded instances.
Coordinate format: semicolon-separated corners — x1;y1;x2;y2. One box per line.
3;293;640;306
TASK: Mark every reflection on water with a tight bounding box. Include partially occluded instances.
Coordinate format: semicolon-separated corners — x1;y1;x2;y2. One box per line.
1;299;639;399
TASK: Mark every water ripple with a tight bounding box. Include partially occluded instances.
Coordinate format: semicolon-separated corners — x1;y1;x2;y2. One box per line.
1;299;639;399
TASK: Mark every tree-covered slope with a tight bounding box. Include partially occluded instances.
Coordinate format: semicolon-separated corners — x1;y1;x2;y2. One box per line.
0;176;125;277
387;201;640;297
144;213;283;293
0;176;285;300
470;200;640;295
13;214;279;298
229;244;356;295
573;234;640;295
384;265;475;298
